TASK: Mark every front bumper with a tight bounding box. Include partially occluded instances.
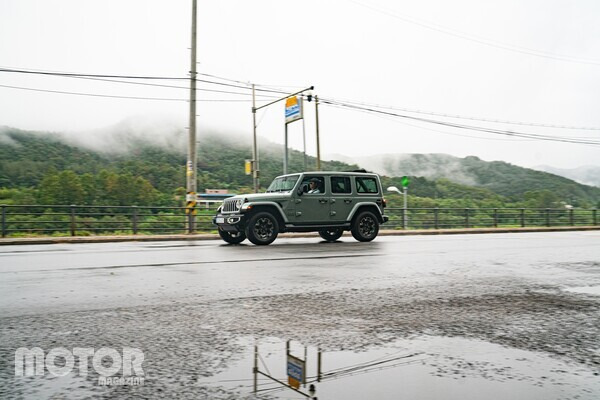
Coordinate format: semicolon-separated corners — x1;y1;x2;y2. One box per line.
382;215;389;223
213;213;246;232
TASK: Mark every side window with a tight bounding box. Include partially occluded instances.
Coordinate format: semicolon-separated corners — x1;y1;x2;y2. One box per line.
355;177;379;194
300;176;326;194
331;176;351;194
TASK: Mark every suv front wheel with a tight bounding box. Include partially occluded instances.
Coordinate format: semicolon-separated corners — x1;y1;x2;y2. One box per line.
246;211;279;245
351;210;379;242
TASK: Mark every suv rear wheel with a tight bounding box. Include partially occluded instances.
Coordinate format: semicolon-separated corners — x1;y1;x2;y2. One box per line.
246;211;279;245
318;228;343;242
351;211;379;242
218;228;246;244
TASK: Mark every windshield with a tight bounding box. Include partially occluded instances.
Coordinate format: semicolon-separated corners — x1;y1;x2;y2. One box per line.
266;175;300;192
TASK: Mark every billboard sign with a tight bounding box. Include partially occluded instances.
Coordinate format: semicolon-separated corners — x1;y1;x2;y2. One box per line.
285;96;303;124
287;354;305;389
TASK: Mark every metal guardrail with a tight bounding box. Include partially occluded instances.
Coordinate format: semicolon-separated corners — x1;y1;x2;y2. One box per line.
0;204;598;237
384;207;598;230
0;204;218;237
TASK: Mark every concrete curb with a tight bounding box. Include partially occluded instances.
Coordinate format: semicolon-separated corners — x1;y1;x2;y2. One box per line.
0;226;598;245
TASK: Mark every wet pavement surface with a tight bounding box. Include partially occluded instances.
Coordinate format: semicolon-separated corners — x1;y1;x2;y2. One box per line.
1;232;599;399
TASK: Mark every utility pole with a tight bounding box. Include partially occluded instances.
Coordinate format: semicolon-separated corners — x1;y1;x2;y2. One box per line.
186;0;198;232
314;95;321;171
251;84;259;192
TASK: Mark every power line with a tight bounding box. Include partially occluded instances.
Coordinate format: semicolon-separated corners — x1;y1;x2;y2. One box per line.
325;103;536;142
0;67;287;98
347;0;600;66
3;66;600;146
321;98;600;146
322;96;600;131
0;84;259;102
197;71;304;93
0;67;188;80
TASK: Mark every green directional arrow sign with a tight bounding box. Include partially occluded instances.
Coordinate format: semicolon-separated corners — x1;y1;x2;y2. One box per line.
401;176;410;187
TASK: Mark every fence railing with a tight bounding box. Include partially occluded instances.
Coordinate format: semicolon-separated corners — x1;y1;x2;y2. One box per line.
384;207;598;230
0;204;598;237
0;204;218;237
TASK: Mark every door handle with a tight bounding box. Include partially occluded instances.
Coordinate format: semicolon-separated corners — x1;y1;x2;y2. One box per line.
319;199;328;204
344;199;353;204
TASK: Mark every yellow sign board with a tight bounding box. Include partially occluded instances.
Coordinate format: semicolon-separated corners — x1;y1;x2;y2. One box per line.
288;376;300;389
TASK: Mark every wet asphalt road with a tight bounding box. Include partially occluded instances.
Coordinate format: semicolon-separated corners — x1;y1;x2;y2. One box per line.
1;231;600;399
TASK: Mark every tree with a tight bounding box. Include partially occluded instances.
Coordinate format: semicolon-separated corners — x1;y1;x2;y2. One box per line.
38;171;84;204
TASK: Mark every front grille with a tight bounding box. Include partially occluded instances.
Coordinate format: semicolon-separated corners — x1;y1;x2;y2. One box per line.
222;199;240;213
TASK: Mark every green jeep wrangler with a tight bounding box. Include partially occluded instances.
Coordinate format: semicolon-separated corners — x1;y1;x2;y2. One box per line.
213;171;389;245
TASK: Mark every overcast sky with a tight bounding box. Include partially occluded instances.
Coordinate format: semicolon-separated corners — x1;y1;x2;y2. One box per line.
1;0;599;169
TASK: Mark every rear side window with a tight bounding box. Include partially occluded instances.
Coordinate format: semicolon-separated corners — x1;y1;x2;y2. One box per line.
331;176;351;194
355;177;379;194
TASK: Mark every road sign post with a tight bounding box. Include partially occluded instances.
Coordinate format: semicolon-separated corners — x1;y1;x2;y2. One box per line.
284;96;303;175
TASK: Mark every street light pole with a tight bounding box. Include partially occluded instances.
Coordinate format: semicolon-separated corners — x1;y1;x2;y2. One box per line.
387;186;408;229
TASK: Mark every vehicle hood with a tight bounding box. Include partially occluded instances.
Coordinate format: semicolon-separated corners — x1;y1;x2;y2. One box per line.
230;192;292;202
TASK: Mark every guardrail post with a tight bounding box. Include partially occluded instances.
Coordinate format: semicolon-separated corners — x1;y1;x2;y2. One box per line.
545;208;551;227
594;209;598;226
493;208;498;228
465;208;470;228
70;205;76;236
434;208;439;229
401;208;406;230
187;211;193;234
1;205;6;238
132;206;138;234
569;208;574;226
520;208;525;227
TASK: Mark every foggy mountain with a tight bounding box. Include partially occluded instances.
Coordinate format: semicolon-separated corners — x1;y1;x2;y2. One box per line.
532;165;600;188
328;153;600;200
2;124;600;206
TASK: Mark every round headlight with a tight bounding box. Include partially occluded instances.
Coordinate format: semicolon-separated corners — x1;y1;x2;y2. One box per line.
235;199;243;209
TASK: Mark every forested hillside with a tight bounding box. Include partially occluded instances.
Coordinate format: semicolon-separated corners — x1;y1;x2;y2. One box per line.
334;153;600;205
1;127;599;208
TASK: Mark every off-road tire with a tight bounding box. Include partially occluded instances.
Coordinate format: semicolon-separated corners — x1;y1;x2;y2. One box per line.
245;212;279;245
351;211;379;242
218;228;246;244
318;229;344;242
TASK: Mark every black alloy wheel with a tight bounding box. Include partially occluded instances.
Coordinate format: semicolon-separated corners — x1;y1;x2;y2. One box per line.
246;212;279;245
351;211;379;242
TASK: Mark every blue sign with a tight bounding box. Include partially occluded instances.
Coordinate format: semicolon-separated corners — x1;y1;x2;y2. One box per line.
287;354;305;383
285;96;302;124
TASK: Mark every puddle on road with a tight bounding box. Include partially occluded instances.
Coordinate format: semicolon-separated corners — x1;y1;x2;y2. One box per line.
565;286;600;296
201;336;599;400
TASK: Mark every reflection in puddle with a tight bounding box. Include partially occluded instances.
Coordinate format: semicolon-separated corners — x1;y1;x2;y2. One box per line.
201;336;600;399
565;286;600;296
